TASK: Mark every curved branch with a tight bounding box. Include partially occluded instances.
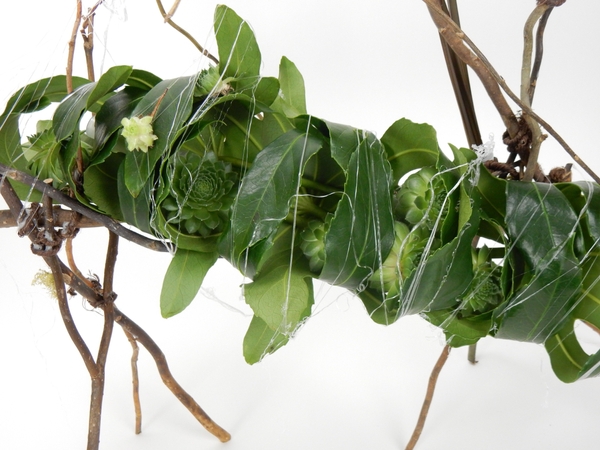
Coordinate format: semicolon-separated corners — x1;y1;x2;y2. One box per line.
0;164;171;252
155;0;219;65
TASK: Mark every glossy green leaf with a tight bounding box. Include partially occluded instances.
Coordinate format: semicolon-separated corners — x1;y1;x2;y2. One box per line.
426;309;492;347
271;56;307;117
117;162;152;233
92;87;145;159
83;153;124;220
123;74;197;197
495;182;581;343
86;65;133;109
0;114;36;199
1;75;88;117
214;5;261;91
381;118;441;184
160;249;219;318
227;128;322;271
53;66;132;141
126;69;162;90
319;135;395;290
244;257;314;334
243;315;291;364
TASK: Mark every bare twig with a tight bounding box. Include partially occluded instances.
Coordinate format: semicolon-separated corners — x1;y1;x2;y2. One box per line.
0;207;99;228
422;0;600;183
67;0;83;93
81;0;106;82
405;345;451;450
41;256;232;443
155;0;219;64
437;0;482;147
164;0;182;21
114;309;232;442
528;8;554;103
423;0;520;139
123;328;143;434
0;163;170;252
520;5;548;182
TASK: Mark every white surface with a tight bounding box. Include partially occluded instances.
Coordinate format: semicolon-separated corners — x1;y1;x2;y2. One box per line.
1;1;600;449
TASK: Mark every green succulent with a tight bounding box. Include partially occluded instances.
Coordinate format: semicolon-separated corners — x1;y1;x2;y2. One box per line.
394;166;447;231
161;151;237;238
458;246;503;317
195;66;234;97
369;221;431;295
300;219;329;274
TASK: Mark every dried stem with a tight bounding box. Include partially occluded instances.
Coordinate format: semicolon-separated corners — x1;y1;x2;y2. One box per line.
123;328;143;434
67;0;83;93
155;0;219;64
114;308;232;443
0;163;170;252
81;0;106;82
422;0;600;183
405;345;451;450
0;207;98;228
528;7;553;103
520;5;549;182
423;0;519;138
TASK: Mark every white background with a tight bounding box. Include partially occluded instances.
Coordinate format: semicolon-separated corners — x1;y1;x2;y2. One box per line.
1;1;600;449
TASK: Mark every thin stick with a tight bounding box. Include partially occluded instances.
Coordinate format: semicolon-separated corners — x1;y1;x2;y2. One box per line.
422;0;600;184
0;163;170;252
114;309;232;443
67;0;83;93
405;345;451;450
467;344;477;364
155;0;219;64
81;0;106;82
528;8;554;103
0;208;99;228
123;329;143;434
164;0;182;21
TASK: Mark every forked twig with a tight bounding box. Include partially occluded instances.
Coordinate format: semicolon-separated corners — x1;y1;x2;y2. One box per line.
422;0;600;184
405;345;451;450
155;0;219;64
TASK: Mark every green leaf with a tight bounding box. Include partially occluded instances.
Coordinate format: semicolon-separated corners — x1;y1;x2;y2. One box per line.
214;5;261;91
1;75;88;117
319;135;395;290
271;56;307;117
123;74;197;197
117;162;152;233
126;69;162;90
244;258;314;333
0;114;37;199
160;249;219;318
86;65;133;109
426;309;492;347
476;163;507;224
53;66;133;141
92;87;145;160
381;118;441;184
243;315;290;364
226;128;322;272
83;153;124;220
495;182;581;343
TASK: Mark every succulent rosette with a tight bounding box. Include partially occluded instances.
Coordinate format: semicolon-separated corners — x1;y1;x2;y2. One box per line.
159;151;237;246
393;166;448;232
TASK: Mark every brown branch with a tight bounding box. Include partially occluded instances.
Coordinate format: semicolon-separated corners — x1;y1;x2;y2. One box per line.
405;345;451;450
0;163;170;252
67;0;83;93
114;308;232;443
528;7;554;103
155;0;219;64
48;258;232;443
88;231;118;449
0;207;99;229
81;0;106;82
123;328;143;434
422;0;600;184
423;0;519;139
